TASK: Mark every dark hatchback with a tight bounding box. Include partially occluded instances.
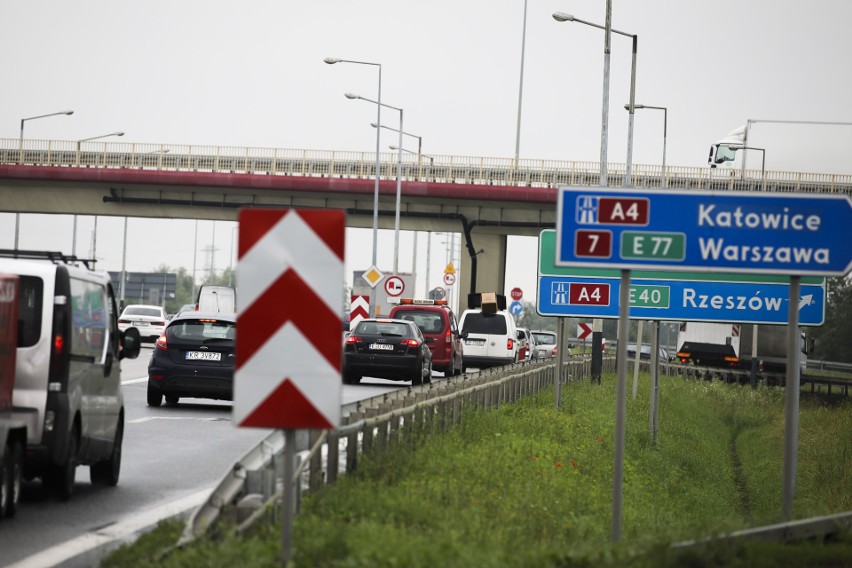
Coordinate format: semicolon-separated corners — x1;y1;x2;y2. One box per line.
342;318;433;385
147;312;236;406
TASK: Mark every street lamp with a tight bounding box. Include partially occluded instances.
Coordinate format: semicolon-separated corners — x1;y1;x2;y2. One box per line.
389;145;434;164
72;131;124;256
15;109;75;251
325;57;382;317
554;11;637;187
346;92;405;277
371;122;422;160
625;104;667;188
19;109;75;159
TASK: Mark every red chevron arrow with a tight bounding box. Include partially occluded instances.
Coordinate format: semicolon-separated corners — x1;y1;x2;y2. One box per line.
237;268;341;370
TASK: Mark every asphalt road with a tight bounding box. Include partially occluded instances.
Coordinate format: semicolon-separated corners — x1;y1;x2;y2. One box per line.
0;345;443;567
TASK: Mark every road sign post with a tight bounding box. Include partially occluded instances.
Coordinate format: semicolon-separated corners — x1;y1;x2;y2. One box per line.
235;208;345;565
554;186;852;538
557;187;852;276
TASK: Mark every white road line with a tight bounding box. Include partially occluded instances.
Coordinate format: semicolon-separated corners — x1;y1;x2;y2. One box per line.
122;376;148;385
6;488;211;568
129;416;230;424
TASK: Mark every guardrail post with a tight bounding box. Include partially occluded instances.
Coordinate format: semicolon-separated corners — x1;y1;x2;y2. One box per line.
309;430;323;491
327;427;339;485
346;412;362;474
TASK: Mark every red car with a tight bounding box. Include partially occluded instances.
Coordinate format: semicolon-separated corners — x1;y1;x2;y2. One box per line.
389;299;466;376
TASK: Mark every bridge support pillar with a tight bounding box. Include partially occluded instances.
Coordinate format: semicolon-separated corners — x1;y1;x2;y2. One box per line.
458;232;507;311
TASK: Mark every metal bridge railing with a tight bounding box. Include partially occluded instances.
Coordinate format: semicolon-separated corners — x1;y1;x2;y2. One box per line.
2;138;851;195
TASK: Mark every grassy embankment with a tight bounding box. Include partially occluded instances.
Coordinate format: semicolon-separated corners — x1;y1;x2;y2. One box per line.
103;372;851;567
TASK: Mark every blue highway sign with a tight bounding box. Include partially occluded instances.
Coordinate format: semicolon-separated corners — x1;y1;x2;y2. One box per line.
537;275;825;325
556;187;852;276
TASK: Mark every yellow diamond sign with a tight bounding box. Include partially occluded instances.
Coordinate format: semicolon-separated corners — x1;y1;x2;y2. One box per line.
362;265;385;288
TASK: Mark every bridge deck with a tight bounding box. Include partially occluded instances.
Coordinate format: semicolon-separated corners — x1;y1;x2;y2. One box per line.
2;138;851;195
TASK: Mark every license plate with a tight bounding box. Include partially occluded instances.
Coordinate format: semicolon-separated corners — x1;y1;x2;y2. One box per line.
132;321;149;326
369;343;394;351
466;339;485;346
185;351;222;361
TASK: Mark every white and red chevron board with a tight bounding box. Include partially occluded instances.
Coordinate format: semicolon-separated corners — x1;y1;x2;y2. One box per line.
349;295;369;330
234;209;344;429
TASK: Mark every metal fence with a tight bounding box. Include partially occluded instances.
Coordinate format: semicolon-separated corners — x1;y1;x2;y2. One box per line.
3;138;852;194
178;356;614;544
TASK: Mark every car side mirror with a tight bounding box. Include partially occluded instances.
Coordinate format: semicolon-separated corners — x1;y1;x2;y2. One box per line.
120;327;141;360
461;330;469;339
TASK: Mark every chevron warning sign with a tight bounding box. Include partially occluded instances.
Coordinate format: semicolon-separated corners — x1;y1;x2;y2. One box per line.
234;209;344;429
349;295;369;330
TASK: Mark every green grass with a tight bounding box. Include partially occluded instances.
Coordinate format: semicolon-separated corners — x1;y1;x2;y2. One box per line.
102;373;852;567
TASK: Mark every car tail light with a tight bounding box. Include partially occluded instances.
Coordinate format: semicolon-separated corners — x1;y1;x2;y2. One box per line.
118;318;130;324
155;335;168;350
445;329;452;343
345;335;361;345
150;373;165;381
153;320;165;326
552;346;558;357
403;339;420;348
507;338;514;350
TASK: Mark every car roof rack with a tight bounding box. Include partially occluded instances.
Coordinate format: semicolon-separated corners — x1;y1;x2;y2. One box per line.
0;249;97;270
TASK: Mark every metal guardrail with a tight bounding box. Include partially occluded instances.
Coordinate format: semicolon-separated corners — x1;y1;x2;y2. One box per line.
178;357;604;545
3;138;852;194
808;359;852;373
671;511;852;549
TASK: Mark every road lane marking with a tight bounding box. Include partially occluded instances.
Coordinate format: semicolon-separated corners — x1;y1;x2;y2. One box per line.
122;376;148;385
129;416;231;423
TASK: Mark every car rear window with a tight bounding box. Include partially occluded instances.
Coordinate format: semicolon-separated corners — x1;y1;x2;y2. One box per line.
124;306;163;318
462;313;507;335
356;322;411;337
169;319;235;340
532;332;556;345
392;310;445;334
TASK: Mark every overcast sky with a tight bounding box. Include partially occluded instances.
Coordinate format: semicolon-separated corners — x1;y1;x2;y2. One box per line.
1;0;851;307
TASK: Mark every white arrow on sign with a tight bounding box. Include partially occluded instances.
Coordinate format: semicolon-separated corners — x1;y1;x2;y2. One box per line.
799;294;813;311
577;322;593;340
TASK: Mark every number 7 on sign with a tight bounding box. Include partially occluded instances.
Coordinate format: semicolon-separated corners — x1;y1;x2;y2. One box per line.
575;230;612;258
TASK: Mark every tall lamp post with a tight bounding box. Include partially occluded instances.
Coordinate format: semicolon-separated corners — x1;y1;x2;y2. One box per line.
515;0;529;165
72;131;124;257
15;109;75;252
553;12;637;187
346;92;405;277
372;123;423;164
325;57;382;317
626;104;667;188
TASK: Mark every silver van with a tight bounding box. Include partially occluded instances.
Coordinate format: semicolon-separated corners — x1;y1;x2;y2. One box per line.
0;251;140;500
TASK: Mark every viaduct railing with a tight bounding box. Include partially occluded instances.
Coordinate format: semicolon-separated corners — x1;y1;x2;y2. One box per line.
3;138;852;195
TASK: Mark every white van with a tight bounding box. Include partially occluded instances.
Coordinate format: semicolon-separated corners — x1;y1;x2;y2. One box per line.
0;251;141;500
196;285;236;313
459;308;519;371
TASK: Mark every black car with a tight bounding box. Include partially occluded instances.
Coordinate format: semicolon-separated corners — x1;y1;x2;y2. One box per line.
147;312;236;406
343;318;433;385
